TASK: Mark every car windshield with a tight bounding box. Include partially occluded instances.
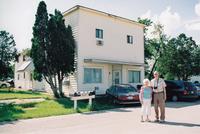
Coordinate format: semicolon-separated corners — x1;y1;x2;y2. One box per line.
116;86;136;93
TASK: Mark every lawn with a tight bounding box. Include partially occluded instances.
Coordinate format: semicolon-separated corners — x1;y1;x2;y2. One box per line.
0;98;89;122
0;89;122;122
0;88;50;100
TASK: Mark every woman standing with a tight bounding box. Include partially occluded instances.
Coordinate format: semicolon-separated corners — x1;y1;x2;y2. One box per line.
139;79;152;122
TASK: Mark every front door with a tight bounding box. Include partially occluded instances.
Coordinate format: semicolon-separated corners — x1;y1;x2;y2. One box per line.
113;70;121;85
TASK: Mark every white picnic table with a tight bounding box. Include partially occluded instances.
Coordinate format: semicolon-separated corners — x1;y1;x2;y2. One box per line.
70;95;95;110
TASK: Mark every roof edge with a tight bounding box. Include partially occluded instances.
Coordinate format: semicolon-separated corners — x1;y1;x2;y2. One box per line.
62;5;145;28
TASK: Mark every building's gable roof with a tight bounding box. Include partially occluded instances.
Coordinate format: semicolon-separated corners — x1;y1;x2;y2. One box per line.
63;5;145;28
17;60;32;72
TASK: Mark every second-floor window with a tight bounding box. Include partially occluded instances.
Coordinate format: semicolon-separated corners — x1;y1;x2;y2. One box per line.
127;35;133;44
96;29;103;39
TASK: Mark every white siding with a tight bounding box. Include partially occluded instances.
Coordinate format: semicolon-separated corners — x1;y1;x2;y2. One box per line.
64;10;80;89
78;9;144;62
79;63;111;94
62;6;145;94
76;9;144;93
14;55;45;91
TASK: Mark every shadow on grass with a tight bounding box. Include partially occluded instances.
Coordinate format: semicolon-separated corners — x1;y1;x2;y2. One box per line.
0;103;25;124
55;97;90;112
152;121;200;127
54;98;74;109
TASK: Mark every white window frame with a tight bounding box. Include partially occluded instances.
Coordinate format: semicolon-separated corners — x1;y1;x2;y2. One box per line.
84;67;103;84
128;70;141;83
127;35;133;44
96;29;103;39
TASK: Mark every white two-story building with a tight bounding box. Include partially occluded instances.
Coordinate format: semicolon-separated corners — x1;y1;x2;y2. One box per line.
63;5;145;94
14;5;145;94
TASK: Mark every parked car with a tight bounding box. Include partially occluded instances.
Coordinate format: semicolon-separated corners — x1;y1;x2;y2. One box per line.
165;80;198;101
136;84;142;92
6;79;14;87
106;84;140;104
0;80;11;88
194;83;200;97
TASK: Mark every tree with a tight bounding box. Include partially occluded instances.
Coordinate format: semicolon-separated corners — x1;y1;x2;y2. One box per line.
193;46;200;75
0;30;17;79
31;1;53;95
46;10;75;97
31;1;75;98
21;48;31;57
158;33;199;80
137;18;153;60
137;18;168;79
137;18;153;76
149;23;169;79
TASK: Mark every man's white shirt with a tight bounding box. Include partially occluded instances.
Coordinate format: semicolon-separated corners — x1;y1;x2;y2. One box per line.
151;78;166;93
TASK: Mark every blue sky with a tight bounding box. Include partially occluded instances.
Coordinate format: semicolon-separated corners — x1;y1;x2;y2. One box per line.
0;0;200;51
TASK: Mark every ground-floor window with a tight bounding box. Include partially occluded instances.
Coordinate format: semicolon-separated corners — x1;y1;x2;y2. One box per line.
128;70;141;83
84;68;102;83
18;74;20;80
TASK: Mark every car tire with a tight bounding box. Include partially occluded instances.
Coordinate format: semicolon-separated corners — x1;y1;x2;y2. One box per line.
113;99;117;104
1;84;7;88
172;95;178;102
105;93;112;103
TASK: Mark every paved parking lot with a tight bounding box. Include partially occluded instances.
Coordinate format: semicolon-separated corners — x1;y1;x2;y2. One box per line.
0;100;200;134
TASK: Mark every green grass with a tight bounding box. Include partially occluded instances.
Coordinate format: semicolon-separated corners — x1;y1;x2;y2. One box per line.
0;98;89;122
0;97;121;122
0;88;50;100
0;89;122;122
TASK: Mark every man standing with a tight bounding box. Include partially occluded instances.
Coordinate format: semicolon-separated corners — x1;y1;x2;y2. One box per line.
151;71;166;123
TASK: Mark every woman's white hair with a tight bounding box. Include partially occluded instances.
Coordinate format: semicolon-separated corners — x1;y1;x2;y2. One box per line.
143;78;150;85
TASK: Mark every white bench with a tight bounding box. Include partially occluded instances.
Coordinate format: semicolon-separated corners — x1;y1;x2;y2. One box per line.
70;95;95;110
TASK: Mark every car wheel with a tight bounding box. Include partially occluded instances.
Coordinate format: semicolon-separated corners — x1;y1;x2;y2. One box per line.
105;94;112;103
1;84;7;88
172;95;178;102
113;99;118;104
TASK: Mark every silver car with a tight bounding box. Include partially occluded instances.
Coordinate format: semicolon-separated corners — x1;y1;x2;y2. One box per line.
0;81;11;88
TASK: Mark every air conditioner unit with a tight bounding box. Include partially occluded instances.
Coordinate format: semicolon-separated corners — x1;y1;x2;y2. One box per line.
96;40;104;46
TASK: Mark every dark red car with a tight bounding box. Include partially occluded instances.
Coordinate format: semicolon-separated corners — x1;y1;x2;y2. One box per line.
106;84;140;104
165;80;198;101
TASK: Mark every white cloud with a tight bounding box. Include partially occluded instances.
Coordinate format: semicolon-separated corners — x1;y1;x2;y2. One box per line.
140;10;151;19
185;20;200;31
195;1;200;16
185;1;200;31
158;7;182;35
140;6;200;44
140;6;182;37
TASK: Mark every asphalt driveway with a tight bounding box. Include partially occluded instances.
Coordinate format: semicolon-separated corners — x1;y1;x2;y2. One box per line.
0;100;200;134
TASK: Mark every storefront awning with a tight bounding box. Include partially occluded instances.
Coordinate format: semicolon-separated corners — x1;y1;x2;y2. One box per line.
84;58;144;66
